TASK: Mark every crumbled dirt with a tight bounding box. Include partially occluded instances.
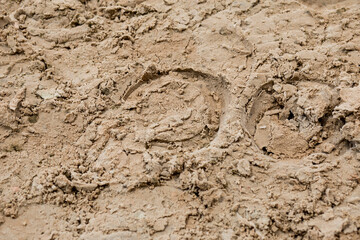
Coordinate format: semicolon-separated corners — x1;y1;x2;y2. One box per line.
0;0;360;239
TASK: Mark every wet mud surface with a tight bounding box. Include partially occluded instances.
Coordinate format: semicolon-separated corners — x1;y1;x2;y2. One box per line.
0;0;360;239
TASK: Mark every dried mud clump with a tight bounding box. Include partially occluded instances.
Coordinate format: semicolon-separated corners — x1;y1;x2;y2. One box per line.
0;0;360;239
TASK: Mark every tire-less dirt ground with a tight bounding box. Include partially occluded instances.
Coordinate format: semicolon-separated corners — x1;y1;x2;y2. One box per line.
0;0;360;239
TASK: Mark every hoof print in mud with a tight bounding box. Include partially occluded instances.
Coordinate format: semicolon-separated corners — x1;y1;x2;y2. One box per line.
122;69;226;150
245;81;342;157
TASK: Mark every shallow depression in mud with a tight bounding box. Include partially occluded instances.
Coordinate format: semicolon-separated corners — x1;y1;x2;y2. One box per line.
244;80;344;157
121;70;227;150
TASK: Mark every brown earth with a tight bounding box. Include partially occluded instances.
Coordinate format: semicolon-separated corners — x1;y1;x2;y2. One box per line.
0;0;360;239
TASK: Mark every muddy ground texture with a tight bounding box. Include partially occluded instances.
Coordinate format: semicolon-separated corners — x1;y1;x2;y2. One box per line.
0;0;360;239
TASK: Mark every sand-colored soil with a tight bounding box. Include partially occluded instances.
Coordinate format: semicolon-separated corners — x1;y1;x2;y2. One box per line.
0;0;360;239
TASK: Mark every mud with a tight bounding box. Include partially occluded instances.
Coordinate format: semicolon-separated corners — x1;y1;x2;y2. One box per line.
0;0;360;239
